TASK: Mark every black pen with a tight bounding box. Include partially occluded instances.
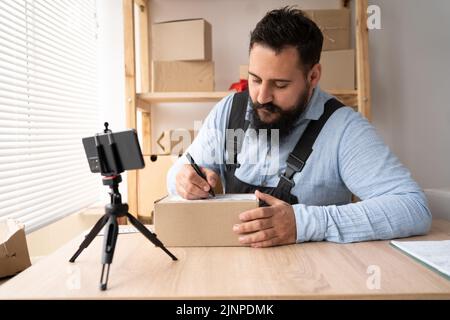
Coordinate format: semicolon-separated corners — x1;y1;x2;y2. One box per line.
186;152;215;197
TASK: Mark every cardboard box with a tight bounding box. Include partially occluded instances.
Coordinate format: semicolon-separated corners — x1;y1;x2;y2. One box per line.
152;19;212;61
156;129;196;155
0;219;31;278
239;65;249;80
320;49;355;90
305;9;350;51
154;194;258;247
137;155;224;221
152;61;214;92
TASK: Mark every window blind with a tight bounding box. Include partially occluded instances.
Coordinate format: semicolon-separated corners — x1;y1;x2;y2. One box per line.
0;0;101;233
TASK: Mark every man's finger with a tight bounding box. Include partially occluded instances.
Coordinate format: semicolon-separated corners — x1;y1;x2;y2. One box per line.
255;190;285;206
233;218;272;234
238;228;277;244
181;175;209;198
177;184;195;200
185;166;210;191
185;184;209;198
250;237;280;248
201;167;218;187
239;207;274;222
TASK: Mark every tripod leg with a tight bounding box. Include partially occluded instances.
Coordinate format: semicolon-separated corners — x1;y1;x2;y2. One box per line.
100;215;119;291
69;214;109;263
126;213;178;261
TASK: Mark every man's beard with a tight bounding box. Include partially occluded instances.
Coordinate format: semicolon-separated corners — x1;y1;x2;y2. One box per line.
249;85;311;139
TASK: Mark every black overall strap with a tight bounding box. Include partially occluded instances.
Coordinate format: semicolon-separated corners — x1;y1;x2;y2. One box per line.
275;98;345;197
225;90;250;168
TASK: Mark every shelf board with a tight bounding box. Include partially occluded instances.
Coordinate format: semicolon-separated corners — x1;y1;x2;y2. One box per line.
137;89;358;110
138;91;232;103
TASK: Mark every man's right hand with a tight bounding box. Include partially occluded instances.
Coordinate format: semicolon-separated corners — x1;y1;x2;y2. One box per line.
176;164;219;200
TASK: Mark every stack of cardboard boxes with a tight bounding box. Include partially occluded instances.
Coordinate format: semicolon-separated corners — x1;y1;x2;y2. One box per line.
152;18;214;92
151;18;211;156
306;8;355;90
138;19;214;222
239;8;355;90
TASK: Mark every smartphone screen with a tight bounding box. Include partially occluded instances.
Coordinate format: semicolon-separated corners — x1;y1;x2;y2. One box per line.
82;129;145;174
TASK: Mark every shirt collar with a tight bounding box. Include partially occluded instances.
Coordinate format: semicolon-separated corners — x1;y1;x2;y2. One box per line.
299;85;328;121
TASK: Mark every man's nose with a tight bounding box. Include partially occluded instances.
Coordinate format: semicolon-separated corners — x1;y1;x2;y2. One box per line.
257;83;273;105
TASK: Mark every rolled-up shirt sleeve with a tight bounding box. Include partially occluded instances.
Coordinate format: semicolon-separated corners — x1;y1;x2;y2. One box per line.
293;112;432;243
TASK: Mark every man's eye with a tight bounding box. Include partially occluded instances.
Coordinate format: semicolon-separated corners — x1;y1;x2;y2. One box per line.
275;83;288;89
252;78;262;84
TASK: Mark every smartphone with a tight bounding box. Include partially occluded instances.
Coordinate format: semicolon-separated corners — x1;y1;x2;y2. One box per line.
82;129;145;174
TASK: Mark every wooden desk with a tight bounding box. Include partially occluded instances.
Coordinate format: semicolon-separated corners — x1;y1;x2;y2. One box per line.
1;220;450;299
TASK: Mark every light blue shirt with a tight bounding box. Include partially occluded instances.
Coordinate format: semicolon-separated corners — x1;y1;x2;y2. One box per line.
166;86;432;243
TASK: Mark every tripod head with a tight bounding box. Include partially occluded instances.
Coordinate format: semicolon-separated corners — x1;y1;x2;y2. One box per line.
102;174;124;206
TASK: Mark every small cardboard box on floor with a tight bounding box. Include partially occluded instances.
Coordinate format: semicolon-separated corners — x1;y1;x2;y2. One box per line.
0;219;31;278
154;194;258;246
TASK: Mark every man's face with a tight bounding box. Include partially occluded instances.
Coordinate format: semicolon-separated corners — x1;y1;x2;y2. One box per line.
248;44;315;135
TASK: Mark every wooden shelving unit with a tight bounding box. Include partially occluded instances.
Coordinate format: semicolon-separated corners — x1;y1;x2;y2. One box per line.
122;0;371;217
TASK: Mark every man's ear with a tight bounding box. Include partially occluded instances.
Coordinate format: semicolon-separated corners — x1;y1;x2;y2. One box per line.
308;63;321;88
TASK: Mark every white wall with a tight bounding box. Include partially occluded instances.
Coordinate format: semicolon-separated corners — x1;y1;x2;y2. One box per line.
96;0;128;201
97;0;126;131
369;0;450;191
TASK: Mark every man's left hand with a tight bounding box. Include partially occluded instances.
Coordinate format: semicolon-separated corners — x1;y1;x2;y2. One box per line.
233;190;297;248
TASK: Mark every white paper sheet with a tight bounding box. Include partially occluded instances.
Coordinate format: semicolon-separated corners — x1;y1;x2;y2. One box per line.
161;193;257;203
95;225;153;236
391;240;450;278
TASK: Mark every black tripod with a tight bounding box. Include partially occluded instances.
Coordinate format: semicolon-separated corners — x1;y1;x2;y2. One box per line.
69;124;177;290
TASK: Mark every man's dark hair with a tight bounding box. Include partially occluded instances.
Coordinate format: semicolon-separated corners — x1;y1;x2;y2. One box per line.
250;6;323;72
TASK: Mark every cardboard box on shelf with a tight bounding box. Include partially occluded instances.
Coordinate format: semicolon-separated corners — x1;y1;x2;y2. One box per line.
305;9;350;51
156;129;196;155
320;49;355;90
239;49;354;90
152;61;214;92
0;219;31;278
152;18;212;61
239;65;249;80
154;194;258;247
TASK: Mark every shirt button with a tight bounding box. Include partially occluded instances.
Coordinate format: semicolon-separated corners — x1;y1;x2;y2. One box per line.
261;181;267;187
